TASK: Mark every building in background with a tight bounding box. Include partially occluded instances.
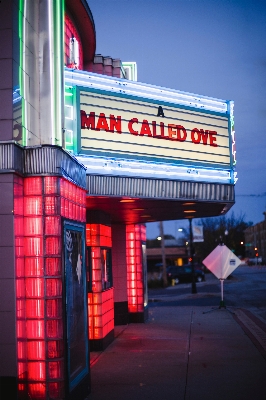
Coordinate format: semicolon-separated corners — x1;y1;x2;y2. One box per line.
0;0;236;398
244;212;266;264
147;238;188;269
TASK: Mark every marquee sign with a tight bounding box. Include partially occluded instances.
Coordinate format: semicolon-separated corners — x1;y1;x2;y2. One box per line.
64;69;236;183
77;88;231;169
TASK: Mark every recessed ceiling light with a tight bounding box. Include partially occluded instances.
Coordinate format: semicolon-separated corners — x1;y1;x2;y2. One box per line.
184;210;196;213
141;215;151;218
132;208;145;211
120;199;135;203
183;202;196;206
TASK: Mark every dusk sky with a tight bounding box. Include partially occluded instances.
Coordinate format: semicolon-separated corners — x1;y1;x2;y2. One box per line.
88;0;266;238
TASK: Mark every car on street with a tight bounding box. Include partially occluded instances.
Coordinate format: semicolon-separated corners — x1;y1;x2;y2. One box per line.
167;264;205;284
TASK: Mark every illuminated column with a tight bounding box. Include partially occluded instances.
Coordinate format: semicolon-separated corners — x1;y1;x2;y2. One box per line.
126;224;148;323
86;213;114;351
16;176;87;400
16;177;64;399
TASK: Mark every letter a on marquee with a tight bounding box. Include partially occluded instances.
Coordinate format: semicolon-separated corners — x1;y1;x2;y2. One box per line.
157;106;165;118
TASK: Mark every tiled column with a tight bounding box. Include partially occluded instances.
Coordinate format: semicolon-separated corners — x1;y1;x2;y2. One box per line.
86;221;114;351
16;176;88;400
16;176;64;399
126;224;148;323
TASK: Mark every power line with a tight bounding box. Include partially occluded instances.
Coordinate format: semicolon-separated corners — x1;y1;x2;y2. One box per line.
236;193;266;197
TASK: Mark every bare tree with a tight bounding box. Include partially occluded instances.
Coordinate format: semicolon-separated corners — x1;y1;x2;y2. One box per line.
194;212;252;261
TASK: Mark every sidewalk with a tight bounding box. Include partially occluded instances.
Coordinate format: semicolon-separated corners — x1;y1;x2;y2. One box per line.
89;304;266;400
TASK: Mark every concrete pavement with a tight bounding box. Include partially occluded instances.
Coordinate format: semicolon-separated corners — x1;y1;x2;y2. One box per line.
89;307;266;399
89;278;266;399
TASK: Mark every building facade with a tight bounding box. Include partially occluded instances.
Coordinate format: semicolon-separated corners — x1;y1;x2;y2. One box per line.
0;1;236;399
244;212;266;264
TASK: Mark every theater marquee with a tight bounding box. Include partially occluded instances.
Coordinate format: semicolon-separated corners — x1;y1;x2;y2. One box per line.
77;88;232;170
64;68;236;184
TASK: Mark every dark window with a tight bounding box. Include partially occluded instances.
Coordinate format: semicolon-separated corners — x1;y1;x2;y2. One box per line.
101;248;112;290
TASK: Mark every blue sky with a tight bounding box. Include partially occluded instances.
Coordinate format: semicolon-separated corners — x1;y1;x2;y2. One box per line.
88;0;266;237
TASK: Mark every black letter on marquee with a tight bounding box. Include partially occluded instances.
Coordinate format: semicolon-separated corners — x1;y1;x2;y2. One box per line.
157;106;165;118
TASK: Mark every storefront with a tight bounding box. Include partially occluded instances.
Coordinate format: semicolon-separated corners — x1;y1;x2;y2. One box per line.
0;1;236;399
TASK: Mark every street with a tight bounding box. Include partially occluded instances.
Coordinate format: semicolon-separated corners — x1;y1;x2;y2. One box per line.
148;265;266;322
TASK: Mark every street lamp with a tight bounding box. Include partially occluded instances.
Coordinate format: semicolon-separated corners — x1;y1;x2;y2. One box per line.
224;229;228;245
254;247;259;264
175;226;187;248
159;222;167;287
188;218;197;294
240;241;244;258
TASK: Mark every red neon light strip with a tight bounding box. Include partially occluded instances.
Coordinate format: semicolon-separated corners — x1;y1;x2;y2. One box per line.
86;223;114;340
126;224;146;313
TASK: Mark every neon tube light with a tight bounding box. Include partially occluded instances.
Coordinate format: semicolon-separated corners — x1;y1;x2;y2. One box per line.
76;155;232;184
48;0;55;144
65;69;229;114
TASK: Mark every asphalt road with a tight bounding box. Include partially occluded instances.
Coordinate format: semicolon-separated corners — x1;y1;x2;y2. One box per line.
148;265;266;322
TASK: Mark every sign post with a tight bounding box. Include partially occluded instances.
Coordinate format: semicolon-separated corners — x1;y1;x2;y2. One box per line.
189;218;197;294
203;244;241;311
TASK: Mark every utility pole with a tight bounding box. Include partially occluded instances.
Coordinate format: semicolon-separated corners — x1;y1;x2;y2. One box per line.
159;221;168;287
189;218;197;294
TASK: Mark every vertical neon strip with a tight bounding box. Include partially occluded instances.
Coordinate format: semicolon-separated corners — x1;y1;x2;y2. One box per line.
230;103;236;166
75;86;80;154
53;0;64;146
47;0;55;144
23;0;29;146
64;86;74;152
19;0;27;146
60;0;65;147
47;0;64;145
18;0;23;140
72;85;77;153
